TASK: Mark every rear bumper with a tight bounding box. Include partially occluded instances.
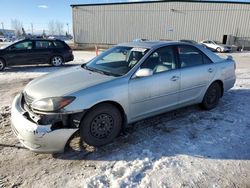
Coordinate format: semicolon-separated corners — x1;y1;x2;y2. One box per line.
11;94;78;153
64;54;74;63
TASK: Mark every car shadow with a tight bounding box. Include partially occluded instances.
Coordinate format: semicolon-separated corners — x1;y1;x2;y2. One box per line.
53;89;250;161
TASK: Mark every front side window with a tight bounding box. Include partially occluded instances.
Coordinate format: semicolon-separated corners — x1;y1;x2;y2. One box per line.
141;46;176;74
12;41;33;50
178;45;211;68
83;46;149;76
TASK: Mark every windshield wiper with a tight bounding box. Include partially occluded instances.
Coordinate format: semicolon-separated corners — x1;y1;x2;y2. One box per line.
83;65;119;77
100;70;120;77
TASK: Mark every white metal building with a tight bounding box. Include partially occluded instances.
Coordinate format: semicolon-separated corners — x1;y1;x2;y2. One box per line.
71;1;250;47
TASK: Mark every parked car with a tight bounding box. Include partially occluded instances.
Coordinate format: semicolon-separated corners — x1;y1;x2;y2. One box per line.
0;36;8;42
0;38;74;71
200;40;232;52
11;41;236;153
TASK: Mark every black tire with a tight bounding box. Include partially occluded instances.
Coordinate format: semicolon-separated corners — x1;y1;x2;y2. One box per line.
50;56;64;66
201;82;221;110
0;58;6;71
216;47;222;53
80;103;122;147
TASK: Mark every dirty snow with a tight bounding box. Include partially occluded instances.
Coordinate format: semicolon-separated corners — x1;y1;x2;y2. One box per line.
0;51;250;188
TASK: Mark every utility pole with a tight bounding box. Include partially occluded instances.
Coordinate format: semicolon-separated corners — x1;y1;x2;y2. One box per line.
1;22;3;30
31;23;33;35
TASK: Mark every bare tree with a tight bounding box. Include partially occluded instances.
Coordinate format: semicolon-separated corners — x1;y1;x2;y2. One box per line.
22;27;26;37
48;20;64;35
11;19;23;36
55;21;64;35
42;29;47;38
48;21;56;35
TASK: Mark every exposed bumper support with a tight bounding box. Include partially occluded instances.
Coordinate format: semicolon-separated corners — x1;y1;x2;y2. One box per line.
11;94;78;153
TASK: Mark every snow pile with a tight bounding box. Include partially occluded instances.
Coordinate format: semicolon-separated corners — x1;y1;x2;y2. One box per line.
85;149;154;188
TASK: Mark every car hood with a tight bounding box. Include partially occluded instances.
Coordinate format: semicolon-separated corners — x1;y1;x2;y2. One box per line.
24;66;116;99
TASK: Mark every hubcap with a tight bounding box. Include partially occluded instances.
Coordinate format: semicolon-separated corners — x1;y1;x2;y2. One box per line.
90;113;114;139
52;56;62;66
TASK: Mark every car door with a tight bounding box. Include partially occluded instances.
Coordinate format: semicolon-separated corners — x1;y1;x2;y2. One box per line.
5;40;35;65
33;40;54;64
128;46;180;121
177;45;216;104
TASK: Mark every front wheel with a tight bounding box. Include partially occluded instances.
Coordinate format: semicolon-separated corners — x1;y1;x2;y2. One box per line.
50;56;63;66
0;59;6;71
80;103;122;147
201;82;221;110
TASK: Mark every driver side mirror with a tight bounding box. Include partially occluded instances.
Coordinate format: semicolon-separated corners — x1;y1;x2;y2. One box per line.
134;68;153;78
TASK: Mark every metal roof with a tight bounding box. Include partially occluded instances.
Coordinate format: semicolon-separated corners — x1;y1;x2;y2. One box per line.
70;0;250;7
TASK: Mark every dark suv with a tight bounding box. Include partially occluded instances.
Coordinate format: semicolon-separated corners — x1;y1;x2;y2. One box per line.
0;38;74;71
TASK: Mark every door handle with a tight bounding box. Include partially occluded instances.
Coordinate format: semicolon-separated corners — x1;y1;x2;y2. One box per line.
208;68;213;73
171;76;179;81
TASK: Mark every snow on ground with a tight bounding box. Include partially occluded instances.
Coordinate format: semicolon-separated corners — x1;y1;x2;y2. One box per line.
0;51;250;187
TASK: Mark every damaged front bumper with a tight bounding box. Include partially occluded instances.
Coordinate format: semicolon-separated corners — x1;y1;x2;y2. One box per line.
11;94;78;153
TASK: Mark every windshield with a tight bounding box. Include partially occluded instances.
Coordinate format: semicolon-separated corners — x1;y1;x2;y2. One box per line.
83;46;149;76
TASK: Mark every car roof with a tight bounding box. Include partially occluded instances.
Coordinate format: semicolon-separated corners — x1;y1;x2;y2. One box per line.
118;40;223;63
117;41;193;49
18;38;63;42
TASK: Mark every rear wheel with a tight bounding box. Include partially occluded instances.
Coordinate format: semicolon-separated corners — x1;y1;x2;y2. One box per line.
216;47;222;53
80;103;122;146
51;56;63;66
0;59;6;71
201;82;221;110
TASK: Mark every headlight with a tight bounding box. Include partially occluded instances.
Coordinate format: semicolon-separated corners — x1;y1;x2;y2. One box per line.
31;96;75;112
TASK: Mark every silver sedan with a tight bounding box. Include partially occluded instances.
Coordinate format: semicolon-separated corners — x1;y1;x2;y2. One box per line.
11;41;236;153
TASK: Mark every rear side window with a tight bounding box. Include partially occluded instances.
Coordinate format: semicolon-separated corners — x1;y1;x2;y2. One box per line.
177;45;212;68
53;41;65;48
35;41;53;49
